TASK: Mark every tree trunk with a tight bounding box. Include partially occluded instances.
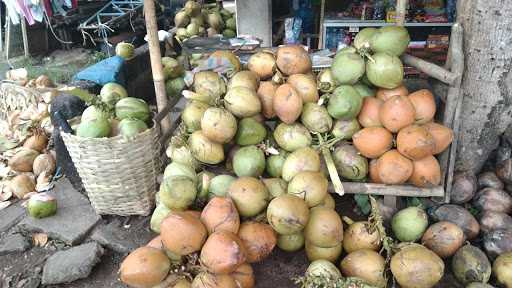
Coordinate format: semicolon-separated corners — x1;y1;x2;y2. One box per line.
455;0;512;173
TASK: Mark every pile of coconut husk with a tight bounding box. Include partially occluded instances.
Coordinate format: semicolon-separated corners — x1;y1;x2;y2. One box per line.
0;71;59;211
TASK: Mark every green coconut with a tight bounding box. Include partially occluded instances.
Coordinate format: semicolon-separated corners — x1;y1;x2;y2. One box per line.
331;51;365;85
305;241;343;263
100;82;128;104
115;42;135;60
163;162;197;183
366;52;404;89
223;29;236;38
76;118;111;138
224;86;261;117
150;204;172;233
338;46;357;54
317;69;338;94
332;143;368;180
200;107;237;144
186;23;200;36
353;83;376;98
226;17;236;30
193;71;226;104
331;118;361;140
267;194;309;235
184;0;201;16
233;145;265;177
190;15;204;26
118;118;147;139
288;172;328;207
208;174;236;199
370;26;410;56
391;206;429;242
159;175;197;211
166;77;186;98
262;178;288;199
188;131;224;164
196;170;214;200
452;245;491;285
174;10;190;28
27;193;57;218
182;101;209;133
81;106;111;122
327;85;363;120
228;177;269;217
176;28;189;39
353;27;377;50
162;57;185;80
115;97;150;122
235;117;267;146
277;233;305;252
207;12;224;31
166;143;200;171
266;150;288;178
300;103;333;133
306;259;342;281
273;123;312;152
282;147;320;182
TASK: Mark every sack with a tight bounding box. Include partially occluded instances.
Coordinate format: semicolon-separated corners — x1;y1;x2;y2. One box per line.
73;56;126;86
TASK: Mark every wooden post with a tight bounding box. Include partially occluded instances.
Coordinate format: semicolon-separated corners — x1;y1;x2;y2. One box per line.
318;0;325;49
395;0;407;25
143;0;171;136
21;19;29;57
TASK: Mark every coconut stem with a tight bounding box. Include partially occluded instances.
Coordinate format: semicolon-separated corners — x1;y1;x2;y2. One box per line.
342;216;354;225
368;195;395;284
317;133;344;196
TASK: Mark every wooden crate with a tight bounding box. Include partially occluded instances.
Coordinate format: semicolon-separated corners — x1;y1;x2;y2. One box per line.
157;24;464;206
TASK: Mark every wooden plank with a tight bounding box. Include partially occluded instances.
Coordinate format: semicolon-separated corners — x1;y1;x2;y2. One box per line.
329;182;445;197
443;23;464;203
401;54;458;85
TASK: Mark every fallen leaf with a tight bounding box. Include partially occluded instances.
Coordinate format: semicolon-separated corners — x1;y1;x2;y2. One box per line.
0;200;11;210
32;233;48;247
0;181;12;201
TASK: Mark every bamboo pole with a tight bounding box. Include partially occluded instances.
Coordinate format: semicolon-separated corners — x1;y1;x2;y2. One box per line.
144;0;171;136
396;0;407;25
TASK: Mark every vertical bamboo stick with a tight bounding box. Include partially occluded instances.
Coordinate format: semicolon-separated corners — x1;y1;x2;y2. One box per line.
396;0;407;25
144;0;171;135
318;0;325;49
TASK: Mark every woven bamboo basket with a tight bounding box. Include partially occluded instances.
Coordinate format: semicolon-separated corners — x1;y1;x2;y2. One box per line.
61;122;161;216
0;81;41;121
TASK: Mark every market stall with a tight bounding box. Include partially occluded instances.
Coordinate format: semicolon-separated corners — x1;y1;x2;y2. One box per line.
1;0;512;287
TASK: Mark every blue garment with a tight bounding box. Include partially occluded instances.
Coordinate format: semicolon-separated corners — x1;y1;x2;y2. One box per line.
73;56;126;86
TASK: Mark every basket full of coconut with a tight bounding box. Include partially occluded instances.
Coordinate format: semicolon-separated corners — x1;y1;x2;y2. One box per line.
60;83;161;216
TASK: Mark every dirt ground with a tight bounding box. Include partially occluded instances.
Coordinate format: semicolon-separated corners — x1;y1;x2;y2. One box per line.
0;195;464;288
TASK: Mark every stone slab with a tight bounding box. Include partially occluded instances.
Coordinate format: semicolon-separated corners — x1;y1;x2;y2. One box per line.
18;178;101;245
90;217;154;254
0;233;30;255
0;202;26;233
41;242;104;285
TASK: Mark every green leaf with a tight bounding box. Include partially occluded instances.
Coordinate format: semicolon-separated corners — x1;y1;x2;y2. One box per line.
354;194;371;215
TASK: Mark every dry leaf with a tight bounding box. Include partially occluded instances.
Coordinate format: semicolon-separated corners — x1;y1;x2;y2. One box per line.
0;200;11;210
0;181;12;201
32;233;48;247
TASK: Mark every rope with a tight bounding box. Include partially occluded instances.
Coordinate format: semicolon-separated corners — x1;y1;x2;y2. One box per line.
44;10;73;44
